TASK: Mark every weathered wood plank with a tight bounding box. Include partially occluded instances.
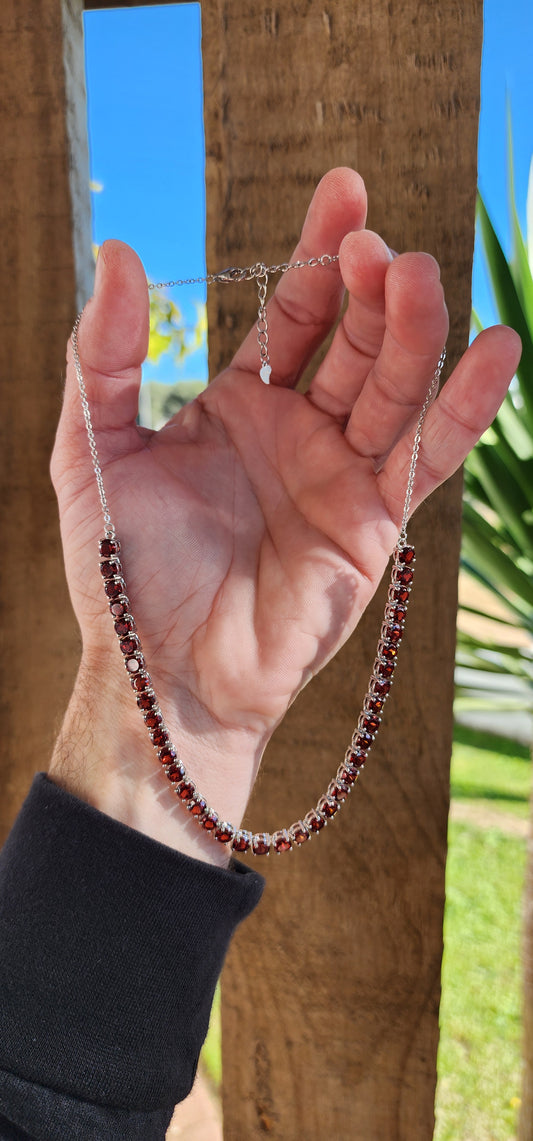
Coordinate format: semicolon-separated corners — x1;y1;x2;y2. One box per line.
202;2;482;1136
0;0;90;842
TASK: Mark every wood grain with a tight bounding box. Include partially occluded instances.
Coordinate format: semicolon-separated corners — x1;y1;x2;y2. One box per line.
0;0;89;842
201;1;482;1136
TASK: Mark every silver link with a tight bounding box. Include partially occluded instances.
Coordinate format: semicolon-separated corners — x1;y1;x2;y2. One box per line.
71;314;115;539
147;253;339;292
399;347;447;544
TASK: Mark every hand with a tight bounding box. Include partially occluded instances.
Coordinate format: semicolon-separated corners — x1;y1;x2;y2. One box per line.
49;167;521;864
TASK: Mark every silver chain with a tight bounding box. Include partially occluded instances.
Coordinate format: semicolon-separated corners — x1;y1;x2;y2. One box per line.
71;313;115;539
147;253;339;291
399;347;446;544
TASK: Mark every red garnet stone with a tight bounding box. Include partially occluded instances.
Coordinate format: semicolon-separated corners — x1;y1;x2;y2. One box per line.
289;821;310;845
100;560;121;579
110;599;128;618
176;780;195;802
252;833;271;855
375;660;394;679
131;672;151;691
232;831;252;853
304;809;325;832
159;746;177;766
201;811;219;832
150;727;169;748
345;749;366;770
272;829;292;853
114;616;134;637
104;578;125;600
137;691;156;711
337;764;358;786
144;710;162;730
370;677;391;698
100;538;121;558
390;585;410;604
398;546;415;564
189;797;208;817
396;567;414;586
328;779;349;802
166;763;186;782
215;823;235;844
317;795;339;819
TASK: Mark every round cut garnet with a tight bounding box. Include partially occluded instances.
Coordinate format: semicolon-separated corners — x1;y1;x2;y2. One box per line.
289;821;310;845
383;623;402;643
114;616;134;637
337;764;358;786
105;578;125;599
379;642;397;661
317;795;339;819
398;545;415;564
360;714;381;734
395;567;414;586
393;606;407;625
375;659;394;679
390;584;410;604
166;763;186;782
159;747;178;767
232;830;253;853
100;560;121;579
304;809;325;832
215;822;235;844
189;796;207;817
120;636;138;656
354;732;373;751
137;691;156;711
252;833;271;855
110;598;128;618
345;749;366;770
176;780;195;802
328;779;349;802
365;695;385;715
100;537;121;558
272;829;292;853
370;677;391;698
144;709;162;730
130;671;151;691
151;727;169;748
201;810;219;831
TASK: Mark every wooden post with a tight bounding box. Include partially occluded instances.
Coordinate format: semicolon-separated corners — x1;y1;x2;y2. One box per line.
0;0;91;842
201;2;482;1137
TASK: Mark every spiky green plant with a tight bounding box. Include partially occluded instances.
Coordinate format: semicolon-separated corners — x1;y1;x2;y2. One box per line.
456;158;533;715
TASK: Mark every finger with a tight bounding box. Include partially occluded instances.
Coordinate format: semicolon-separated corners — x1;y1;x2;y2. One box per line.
344;252;449;464
377;325;522;523
230;167;367;386
58;240;149;460
307;228;393;421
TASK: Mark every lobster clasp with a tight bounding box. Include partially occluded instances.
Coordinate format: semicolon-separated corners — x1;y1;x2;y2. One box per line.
215;265;249;283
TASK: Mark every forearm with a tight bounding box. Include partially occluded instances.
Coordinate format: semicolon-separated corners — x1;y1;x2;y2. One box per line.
48;653;266;868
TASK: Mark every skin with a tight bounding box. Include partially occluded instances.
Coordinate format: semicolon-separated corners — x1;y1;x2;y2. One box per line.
48;167;521;868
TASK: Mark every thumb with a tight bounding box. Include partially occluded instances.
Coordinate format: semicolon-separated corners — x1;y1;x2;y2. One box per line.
56;240;150;470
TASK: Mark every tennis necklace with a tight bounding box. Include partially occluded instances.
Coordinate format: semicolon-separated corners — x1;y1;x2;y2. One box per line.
72;254;445;856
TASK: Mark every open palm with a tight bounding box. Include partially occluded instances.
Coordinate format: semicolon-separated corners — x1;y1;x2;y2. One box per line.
51;170;520;850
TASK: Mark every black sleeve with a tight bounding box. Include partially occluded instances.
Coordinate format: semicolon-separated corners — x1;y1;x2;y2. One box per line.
0;774;264;1140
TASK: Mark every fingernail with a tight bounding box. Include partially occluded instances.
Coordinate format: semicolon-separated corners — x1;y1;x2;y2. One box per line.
387;246;399;260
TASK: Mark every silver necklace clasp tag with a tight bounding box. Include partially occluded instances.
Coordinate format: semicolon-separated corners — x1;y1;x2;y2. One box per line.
214;266;249;283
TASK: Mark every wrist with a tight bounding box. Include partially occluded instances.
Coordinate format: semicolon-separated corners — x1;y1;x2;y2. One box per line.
48;654;266;867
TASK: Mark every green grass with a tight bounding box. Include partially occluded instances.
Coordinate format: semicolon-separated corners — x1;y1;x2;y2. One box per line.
200;727;531;1137
451;725;531;819
435;728;530;1140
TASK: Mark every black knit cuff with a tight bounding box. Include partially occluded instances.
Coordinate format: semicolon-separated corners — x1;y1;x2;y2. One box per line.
0;774;264;1113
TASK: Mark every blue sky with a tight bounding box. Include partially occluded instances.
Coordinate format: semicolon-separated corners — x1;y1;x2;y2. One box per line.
84;0;533;380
